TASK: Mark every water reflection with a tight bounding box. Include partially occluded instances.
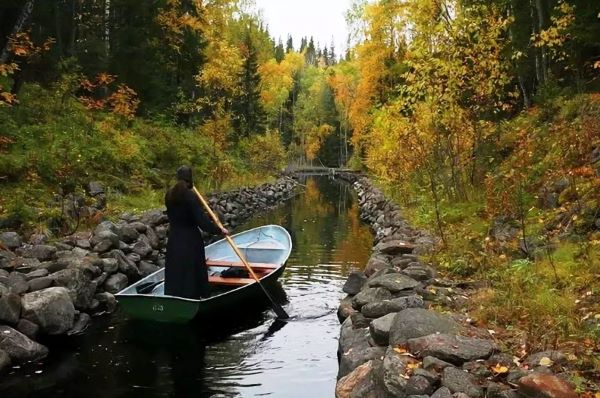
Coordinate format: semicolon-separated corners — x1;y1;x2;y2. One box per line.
0;176;373;398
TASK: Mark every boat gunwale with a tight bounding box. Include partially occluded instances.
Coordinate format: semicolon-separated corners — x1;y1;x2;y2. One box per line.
115;224;292;304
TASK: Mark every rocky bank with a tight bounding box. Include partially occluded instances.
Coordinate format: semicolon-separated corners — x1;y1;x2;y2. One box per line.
0;177;298;374
335;175;579;398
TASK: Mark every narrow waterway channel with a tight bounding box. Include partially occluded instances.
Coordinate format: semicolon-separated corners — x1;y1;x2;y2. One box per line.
0;175;373;398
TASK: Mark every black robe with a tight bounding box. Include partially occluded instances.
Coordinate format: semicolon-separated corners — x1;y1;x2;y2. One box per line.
164;187;221;299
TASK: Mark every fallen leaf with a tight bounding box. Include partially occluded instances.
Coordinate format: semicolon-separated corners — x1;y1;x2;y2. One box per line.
491;364;509;374
394;346;408;354
539;357;554;367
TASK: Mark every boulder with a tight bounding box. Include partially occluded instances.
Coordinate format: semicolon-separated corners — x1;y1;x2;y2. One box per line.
50;268;96;309
517;373;577;398
132;235;153;257
364;255;390;277
389;309;459;346
343;271;367;295
145;227;160;249
100;258;119;274
337;295;357;323
367;273;420;293
442;367;483;397
383;346;420;396
20;245;57;261
406;373;437;396
374;239;415;255
21;287;75;334
361;295;424;318
369;313;396;346
432;387;453;398
424;356;454;372
352;287;392;309
25;268;49;280
139;209;168;226
0;326;48;363
0;349;11;372
28;277;54;291
407;334;498;365
95;291;117;314
7;272;28;294
68;312;91;335
104;273;128;294
92;231;120;253
139;261;159;277
0;292;21;324
28;233;48;245
402;264;436;281
335;360;375;398
16;318;39;340
0;232;22;250
120;224;140;243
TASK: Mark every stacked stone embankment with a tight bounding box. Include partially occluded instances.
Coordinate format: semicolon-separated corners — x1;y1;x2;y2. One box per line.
335;175;578;398
0;177;297;373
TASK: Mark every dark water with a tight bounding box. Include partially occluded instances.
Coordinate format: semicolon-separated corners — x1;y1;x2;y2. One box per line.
0;175;373;398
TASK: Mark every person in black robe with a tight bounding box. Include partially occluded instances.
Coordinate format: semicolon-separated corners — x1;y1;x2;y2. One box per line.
164;166;228;299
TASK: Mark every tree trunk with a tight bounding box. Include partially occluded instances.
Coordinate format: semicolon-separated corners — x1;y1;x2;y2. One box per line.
0;0;36;64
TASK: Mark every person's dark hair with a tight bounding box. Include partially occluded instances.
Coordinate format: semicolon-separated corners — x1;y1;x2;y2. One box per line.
166;166;194;205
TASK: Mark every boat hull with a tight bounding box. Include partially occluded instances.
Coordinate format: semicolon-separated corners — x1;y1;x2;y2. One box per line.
115;225;291;323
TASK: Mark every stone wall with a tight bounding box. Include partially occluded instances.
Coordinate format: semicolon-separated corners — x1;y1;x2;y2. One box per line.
0;177;298;373
335;175;578;398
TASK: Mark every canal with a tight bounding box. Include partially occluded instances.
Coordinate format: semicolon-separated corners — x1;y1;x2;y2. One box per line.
0;175;373;397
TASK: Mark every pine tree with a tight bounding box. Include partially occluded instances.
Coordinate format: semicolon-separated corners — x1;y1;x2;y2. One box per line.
286;35;294;53
329;41;336;65
306;37;316;65
275;38;284;62
232;31;266;138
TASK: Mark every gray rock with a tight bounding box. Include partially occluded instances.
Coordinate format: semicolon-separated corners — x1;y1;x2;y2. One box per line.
28;233;48;245
100;258;119;273
94;221;120;237
95;292;117;313
87;181;104;196
361;295;424;318
382;346;417;396
68;312;90;335
407;334;498;365
374;240;415;255
145;227;160;249
25;268;49;280
402;264;436;281
139;261;159;277
432;387;453;398
21;287;75;334
104;273;128;294
0;293;21;324
406;374;436;396
76;239;91;249
524;350;567;368
50;268;96;309
0;349;10;372
424;356;454;372
155;225;168;240
132;235;153;257
0;326;48;363
9;257;40;270
367;273;420;293
486;383;518;398
0;232;22;250
350;312;370;328
442;367;483;397
343;271;367;295
120;224;140;243
92;231;120;253
352;287;392;309
7;272;28;294
20;245;57;261
16;318;39;339
139;209;168;226
369;313;396;346
389;309;459;346
337;295;357;323
364;255;390;276
129;221;147;232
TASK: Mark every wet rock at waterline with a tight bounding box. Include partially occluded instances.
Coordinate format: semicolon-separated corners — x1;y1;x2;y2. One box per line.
21;287;75;335
389;308;460;346
0;326;48;364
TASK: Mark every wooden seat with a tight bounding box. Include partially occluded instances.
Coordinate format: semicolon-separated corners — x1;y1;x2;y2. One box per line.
206;260;278;271
208;275;257;286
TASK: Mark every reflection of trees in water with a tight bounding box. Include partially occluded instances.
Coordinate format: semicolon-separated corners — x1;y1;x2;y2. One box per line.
244;175;372;282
